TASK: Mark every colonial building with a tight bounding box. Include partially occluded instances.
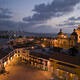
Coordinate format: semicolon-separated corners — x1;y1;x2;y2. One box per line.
49;52;80;80
12;47;80;80
75;24;80;43
0;25;80;80
50;25;80;49
0;47;15;72
0;44;80;80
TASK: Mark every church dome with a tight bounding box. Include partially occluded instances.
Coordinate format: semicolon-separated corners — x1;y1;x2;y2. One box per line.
58;29;63;35
71;29;78;36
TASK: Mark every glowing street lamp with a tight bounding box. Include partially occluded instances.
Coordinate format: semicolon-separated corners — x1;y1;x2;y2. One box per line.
32;46;34;49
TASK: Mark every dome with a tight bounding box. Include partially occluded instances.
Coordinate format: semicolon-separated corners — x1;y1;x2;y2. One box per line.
71;29;78;36
58;29;63;35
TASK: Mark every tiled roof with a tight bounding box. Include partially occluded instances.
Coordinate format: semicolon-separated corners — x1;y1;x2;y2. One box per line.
50;53;80;66
30;48;80;66
0;49;8;59
30;50;50;60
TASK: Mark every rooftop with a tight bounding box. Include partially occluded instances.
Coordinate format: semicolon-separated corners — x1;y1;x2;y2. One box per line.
30;48;80;66
0;47;14;59
0;39;9;46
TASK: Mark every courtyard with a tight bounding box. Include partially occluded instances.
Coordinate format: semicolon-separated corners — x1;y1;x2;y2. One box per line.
0;57;51;80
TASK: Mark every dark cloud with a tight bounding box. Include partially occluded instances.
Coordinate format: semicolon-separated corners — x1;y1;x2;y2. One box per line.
0;14;12;19
22;0;80;33
68;16;80;21
0;8;12;19
23;0;80;22
57;21;80;28
0;1;80;33
31;25;59;33
0;20;17;30
0;19;36;31
57;16;80;28
0;19;58;33
0;8;12;14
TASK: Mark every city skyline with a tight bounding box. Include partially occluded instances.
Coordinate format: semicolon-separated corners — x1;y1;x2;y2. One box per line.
0;0;80;33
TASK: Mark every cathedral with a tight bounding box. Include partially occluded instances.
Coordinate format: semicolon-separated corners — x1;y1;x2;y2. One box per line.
50;25;80;49
75;24;80;43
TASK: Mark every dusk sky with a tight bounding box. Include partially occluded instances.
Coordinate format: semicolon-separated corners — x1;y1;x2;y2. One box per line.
0;0;80;33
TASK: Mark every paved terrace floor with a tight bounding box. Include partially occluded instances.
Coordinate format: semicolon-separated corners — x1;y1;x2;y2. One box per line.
0;57;51;80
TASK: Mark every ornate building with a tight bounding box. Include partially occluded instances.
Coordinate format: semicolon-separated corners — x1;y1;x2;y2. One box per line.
50;25;80;49
75;24;80;43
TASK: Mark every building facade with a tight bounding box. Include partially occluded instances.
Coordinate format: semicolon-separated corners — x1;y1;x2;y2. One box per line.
75;25;80;43
0;48;15;72
49;57;80;80
49;25;80;49
14;48;80;80
0;47;80;80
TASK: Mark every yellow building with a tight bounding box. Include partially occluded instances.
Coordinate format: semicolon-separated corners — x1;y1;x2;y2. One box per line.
50;25;80;49
49;53;80;80
75;24;80;43
13;47;80;80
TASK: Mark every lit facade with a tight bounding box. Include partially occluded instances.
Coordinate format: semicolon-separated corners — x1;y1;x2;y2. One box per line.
49;25;80;49
0;47;80;80
14;48;80;80
49;58;80;80
0;49;15;72
75;25;80;43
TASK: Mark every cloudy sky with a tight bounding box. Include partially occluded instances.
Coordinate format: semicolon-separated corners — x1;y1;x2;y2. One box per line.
0;0;80;33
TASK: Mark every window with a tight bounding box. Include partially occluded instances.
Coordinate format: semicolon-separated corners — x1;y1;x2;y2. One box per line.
18;50;20;53
38;59;43;64
63;41;66;46
45;61;48;66
15;50;17;53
